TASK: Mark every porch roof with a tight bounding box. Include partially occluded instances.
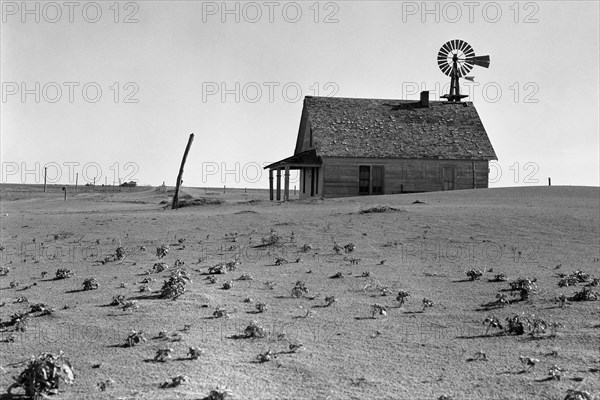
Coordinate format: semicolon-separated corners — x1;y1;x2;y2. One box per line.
264;149;323;170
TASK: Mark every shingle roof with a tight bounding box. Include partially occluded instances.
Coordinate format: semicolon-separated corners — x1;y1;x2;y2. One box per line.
304;96;497;160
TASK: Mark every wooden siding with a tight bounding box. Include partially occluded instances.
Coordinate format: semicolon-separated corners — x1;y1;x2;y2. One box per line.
321;157;489;198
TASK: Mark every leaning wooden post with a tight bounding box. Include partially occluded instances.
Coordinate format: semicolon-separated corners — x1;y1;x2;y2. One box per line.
172;133;195;209
62;186;67;201
548;177;551;186
75;173;78;192
43;167;47;192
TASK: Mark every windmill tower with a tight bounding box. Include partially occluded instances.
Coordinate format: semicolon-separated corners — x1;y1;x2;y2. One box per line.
437;40;490;102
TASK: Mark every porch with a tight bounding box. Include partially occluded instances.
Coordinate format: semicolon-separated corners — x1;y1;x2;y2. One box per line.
264;149;322;201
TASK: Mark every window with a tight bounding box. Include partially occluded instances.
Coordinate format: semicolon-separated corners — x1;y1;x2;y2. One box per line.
359;165;384;195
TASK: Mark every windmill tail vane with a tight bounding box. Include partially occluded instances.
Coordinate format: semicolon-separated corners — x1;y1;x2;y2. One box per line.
437;39;490;102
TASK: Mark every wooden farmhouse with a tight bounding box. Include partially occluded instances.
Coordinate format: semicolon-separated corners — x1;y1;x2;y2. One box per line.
265;91;497;200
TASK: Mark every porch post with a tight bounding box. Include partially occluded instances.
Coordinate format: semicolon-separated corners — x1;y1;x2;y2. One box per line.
284;166;290;201
269;169;274;201
276;168;281;201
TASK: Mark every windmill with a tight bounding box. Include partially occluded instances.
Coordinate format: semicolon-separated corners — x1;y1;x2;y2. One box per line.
437;39;490;102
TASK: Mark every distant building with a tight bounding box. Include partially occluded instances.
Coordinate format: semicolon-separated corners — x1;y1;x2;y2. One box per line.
121;181;137;187
265;92;497;200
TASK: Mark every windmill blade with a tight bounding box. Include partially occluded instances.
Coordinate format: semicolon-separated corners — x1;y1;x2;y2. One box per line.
458;40;473;57
464;76;475;82
466;55;490;68
441;41;454;55
439;63;452;76
458;63;473;77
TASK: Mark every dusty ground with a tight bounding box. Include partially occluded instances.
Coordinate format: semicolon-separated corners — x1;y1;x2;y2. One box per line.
0;184;599;400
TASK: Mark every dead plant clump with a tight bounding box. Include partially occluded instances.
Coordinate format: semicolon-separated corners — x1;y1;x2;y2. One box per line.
208;263;226;275
226;259;241;271
548;364;564;380
238;274;253;281
370;303;387;318
222;281;234;290
156;244;170;258
154;348;173;362
291;281;309;298
261;233;283;247
519;356;539;372
188;347;204;360
301;244;313;252
139;285;151;293
256;349;272;363
7;351;74;398
174;259;185;267
153;262;169;273
213;307;229;318
160;270;191;299
121;300;139;312
555;293;568;308
160;375;188;388
29;303;55;316
9;312;30;332
209;259;240;275
569;286;599;301
275;257;289;266
324;296;337;307
333;243;343;254
201;389;232;400
115;246;126;260
244;321;266;338
422;298;434;310
0;266;10;276
557;270;593;287
82;277;99;291
466;269;483;280
97;378;114;391
396;291;410;307
482;315;503;335
563;389;594;400
509;278;537;300
494;293;510;307
125;330;147;347
54;268;74;280
359;205;404;214
110;294;125;306
488;273;508;282
505;315;528;335
344;243;356;253
255;302;268;312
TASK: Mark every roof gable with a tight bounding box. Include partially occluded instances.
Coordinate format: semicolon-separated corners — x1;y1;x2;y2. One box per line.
301;96;497;160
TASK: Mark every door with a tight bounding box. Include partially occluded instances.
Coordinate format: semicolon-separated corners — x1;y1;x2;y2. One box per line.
443;166;455;190
359;166;370;195
371;166;384;194
359;165;384;195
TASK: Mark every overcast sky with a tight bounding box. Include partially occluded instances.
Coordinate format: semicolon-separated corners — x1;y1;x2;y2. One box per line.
1;1;598;189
